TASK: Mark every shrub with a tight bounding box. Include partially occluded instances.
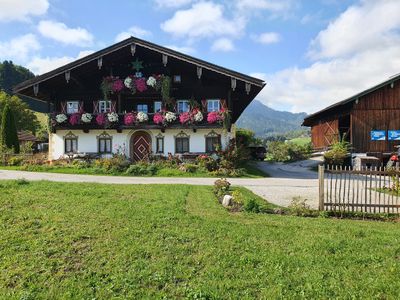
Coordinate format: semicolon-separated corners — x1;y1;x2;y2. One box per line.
324;139;350;166
213;178;231;199
266;141;311;162
7;156;24;166
125;163;158;176
244;198;260;213
231;190;244;206
196;155;218;171
288;197;311;216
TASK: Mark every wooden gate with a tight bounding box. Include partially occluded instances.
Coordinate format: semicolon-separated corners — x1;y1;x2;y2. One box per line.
130;131;151;161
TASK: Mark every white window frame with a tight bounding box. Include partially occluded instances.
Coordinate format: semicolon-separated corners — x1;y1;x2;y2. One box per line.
154;101;162;113
177;100;190;113
99;100;112;113
207;99;220;112
66;101;79;114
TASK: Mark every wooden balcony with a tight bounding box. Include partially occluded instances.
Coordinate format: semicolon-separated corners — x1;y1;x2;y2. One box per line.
50;112;226;133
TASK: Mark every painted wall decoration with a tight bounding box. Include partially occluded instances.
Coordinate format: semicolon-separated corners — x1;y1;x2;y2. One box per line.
370;130;386;141
388;130;400;141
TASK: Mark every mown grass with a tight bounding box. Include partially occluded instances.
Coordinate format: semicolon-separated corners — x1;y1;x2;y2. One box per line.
0;161;268;178
1;181;400;299
289;137;311;146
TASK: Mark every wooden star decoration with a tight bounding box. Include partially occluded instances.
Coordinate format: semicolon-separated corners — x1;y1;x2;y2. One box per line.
131;58;144;72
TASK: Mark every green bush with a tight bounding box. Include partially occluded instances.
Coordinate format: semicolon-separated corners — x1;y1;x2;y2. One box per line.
288;197;311;216
125;163;158;176
324;139;350;166
7;156;24;166
213;178;231;199
266;141;311;162
244;198;260;213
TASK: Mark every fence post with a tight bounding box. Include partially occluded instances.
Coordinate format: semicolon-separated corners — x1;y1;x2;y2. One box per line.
318;164;325;211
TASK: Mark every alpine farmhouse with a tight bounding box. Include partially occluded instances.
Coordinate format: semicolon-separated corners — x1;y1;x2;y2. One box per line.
13;37;265;161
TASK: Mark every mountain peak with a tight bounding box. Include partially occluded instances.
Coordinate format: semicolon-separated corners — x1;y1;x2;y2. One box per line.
236;100;307;137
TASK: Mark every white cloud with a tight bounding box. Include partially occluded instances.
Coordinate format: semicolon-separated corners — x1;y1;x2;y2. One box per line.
115;26;152;42
154;0;192;8
27;51;95;75
165;44;195;54
252;32;280;44
0;34;40;62
309;0;400;59
252;0;400;114
235;0;292;12
211;38;234;52
0;0;49;22
38;20;94;46
161;2;245;39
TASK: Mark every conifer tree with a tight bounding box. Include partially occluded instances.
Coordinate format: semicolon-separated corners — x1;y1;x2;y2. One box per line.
0;103;19;153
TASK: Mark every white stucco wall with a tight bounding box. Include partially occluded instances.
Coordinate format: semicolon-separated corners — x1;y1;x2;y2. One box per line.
49;128;231;160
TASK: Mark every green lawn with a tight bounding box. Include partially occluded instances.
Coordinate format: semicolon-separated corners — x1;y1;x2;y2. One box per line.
289;136;311;146
1;181;400;299
0;161;268;178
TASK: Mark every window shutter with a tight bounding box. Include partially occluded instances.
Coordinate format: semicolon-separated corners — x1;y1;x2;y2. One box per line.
220;99;227;110
201;99;207;112
111;101;117;112
60;101;67;114
78;101;84;113
93;101;99;114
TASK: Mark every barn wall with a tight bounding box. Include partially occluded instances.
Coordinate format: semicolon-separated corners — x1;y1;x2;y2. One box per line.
352;80;400;153
311;118;339;149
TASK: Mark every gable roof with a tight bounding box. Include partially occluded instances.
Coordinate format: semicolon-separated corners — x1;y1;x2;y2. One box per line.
14;36;265;93
303;73;400;126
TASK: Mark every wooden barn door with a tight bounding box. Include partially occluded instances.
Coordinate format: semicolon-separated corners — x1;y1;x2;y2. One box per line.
130;131;151;161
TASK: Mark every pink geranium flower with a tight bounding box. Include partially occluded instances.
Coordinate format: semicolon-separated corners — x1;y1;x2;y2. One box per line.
179;112;191;124
112;79;124;93
153;112;164;125
96;113;106;126
69;113;81;125
124;112;136;125
207;111;219;124
135;78;147;92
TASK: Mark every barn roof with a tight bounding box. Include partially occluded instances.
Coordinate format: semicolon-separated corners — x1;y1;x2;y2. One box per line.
14;36;265;94
303;73;400;126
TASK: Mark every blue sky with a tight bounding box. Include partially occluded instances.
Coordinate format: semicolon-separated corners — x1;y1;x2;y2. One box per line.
1;0;400;113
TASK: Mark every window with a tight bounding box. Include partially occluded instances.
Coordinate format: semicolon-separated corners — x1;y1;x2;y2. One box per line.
207;99;220;112
64;132;78;153
99;100;112;113
156;134;164;153
173;75;181;83
154;101;162;113
98;132;112;154
137;104;148;113
175;131;190;153
205;131;221;153
177;100;189;113
67;101;79;114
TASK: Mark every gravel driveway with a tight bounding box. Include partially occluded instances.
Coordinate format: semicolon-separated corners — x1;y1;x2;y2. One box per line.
0;159;321;208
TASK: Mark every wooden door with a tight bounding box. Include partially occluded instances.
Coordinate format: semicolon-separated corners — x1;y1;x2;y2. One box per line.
131;131;151;161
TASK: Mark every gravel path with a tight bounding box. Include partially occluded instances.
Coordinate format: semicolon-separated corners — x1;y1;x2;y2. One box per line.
0;162;320;208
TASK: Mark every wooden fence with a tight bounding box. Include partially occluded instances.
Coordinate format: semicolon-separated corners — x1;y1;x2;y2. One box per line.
318;165;400;214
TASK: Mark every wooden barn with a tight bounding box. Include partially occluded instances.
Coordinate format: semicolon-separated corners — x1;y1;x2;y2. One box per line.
303;73;400;156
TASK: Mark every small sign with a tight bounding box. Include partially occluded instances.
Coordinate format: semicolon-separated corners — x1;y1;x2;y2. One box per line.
371;130;386;141
388;130;400;141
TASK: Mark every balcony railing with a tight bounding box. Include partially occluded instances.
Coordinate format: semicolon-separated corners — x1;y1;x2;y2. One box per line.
50;111;227;132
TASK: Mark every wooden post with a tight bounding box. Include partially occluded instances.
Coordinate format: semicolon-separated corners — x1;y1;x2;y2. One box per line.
318;165;325;211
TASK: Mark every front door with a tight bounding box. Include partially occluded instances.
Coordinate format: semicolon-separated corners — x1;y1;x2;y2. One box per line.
130;131;151;161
